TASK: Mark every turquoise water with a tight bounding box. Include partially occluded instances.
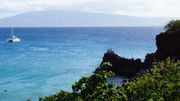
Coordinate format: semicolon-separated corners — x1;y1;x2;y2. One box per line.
0;27;163;101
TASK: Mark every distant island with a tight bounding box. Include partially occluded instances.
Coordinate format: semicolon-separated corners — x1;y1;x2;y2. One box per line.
28;20;180;101
0;10;174;27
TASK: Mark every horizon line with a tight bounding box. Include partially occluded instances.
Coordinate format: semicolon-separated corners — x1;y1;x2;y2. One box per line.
0;26;163;28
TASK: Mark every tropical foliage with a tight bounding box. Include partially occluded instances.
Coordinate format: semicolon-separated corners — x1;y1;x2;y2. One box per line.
123;58;180;101
164;20;180;31
37;58;180;101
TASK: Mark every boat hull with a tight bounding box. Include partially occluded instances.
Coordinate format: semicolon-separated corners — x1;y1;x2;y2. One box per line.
7;38;21;42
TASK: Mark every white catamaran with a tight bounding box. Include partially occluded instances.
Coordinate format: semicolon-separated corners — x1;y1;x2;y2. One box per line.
7;27;21;42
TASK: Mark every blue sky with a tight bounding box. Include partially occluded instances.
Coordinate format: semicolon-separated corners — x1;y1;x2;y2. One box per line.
0;0;180;19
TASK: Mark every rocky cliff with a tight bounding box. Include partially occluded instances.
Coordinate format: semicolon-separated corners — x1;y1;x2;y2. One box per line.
102;50;143;77
102;29;180;78
155;29;180;60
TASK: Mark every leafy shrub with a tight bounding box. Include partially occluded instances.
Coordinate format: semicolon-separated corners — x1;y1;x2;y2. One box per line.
122;57;180;101
164;20;180;32
38;62;127;101
38;58;180;101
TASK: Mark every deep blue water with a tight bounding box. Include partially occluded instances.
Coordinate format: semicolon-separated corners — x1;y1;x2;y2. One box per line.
0;27;163;101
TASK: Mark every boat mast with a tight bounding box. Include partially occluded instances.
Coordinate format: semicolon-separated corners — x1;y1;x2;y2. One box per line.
11;26;13;37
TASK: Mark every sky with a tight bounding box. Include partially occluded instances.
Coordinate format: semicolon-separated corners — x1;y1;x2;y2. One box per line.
0;0;180;19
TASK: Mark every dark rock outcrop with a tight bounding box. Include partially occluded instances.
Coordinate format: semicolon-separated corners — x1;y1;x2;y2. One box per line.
144;29;180;68
143;53;155;69
102;50;143;78
155;29;180;60
101;29;180;78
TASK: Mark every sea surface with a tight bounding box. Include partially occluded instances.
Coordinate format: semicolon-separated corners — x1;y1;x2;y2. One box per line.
0;27;163;101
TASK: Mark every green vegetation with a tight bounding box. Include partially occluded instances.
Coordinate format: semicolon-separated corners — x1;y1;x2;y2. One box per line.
164;20;180;32
37;58;180;101
38;62;122;101
123;58;180;101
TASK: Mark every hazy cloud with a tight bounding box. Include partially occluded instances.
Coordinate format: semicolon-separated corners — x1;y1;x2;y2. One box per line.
0;0;180;18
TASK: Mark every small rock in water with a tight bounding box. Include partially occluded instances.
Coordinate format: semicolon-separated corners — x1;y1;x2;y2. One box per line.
123;79;128;82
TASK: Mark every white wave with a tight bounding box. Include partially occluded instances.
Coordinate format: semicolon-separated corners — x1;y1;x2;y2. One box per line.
30;47;49;51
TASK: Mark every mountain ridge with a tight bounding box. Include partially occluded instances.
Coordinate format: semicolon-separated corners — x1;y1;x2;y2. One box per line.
0;10;173;27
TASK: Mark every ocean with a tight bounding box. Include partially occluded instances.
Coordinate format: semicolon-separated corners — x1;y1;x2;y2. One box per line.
0;27;163;101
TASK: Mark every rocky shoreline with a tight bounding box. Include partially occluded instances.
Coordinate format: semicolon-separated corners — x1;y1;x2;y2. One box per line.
101;29;180;79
